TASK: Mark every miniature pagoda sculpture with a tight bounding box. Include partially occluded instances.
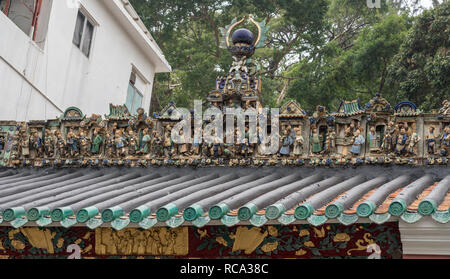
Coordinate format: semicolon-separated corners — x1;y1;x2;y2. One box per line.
214;15;269;110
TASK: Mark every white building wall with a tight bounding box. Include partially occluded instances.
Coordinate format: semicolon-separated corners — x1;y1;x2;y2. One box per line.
0;0;163;121
400;219;450;256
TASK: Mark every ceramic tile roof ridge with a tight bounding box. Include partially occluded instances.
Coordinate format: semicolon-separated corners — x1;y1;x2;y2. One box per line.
239;173;325;217
316;191;349;215
408;184;438;211
85;173;195;214
1;167;450;228
229;209;238;216
345;188;379;214
217;173;303;212
438;192;450;211
375;187;405;214
285;187;337;215
285;192;324;215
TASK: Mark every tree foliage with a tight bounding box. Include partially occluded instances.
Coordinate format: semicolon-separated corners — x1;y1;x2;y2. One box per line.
131;0;449;113
387;1;450;111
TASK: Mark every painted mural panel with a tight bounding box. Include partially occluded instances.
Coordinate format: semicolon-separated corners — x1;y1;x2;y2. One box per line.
0;223;402;259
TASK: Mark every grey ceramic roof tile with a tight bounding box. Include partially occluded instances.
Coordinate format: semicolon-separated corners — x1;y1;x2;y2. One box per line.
0;166;448;229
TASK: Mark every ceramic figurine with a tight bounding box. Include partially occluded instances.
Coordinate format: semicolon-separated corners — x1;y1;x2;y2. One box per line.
393;123;402;149
345;123;356;138
257;126;265;155
9;132;19;161
426;126;437;155
140;128;151;155
240;137;249;156
178;129;189;156
223;143;233;158
79;130;91;157
31;130;44;158
211;132;222;158
381;133;392;154
0;134;5;154
293;127;304;155
280;129;294;156
439;100;449;115
212;102;220;109
205;130;216;157
112;122;119;134
17;124;30;158
91;128;104;155
10;143;18;161
55;130;65;158
226;98;236;109
408;132;421;156
395;128;408;156
310;128;322;154
105;131;115;157
324;128;335;155
127;129;139;156
44;129;56;158
382;121;395;154
191;127;202;155
350;129;365;156
163;125;174;157
114;129;128;157
368;126;380;153
151;131;163;156
235;128;242;155
243;100;251;110
66;129;79;157
244;126;256;155
441;126;450;156
136;108;148;123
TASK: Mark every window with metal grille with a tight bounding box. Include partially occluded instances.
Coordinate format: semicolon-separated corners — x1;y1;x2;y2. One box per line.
72;9;94;57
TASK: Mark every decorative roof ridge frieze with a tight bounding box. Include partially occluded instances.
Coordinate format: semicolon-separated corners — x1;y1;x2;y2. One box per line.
0;16;449;169
365;93;392;113
105;104;132;120
60;107;85;121
332;98;365;117
280;100;307;118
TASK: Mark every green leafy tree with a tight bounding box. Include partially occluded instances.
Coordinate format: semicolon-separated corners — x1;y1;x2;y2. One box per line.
285;3;410;113
131;0;328;112
334;13;411;103
387;1;450;111
132;0;448;114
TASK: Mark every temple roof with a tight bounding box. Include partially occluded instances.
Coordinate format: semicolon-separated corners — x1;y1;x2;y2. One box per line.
395;101;422;117
365;93;392;113
333;100;365;117
280;100;307;118
157;102;183;120
0;166;448;230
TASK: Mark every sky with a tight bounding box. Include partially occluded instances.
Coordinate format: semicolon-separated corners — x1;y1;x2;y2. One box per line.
421;0;434;8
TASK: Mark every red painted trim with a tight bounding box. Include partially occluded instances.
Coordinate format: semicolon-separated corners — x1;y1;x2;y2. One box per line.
32;0;42;41
4;0;11;15
404;254;450;259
